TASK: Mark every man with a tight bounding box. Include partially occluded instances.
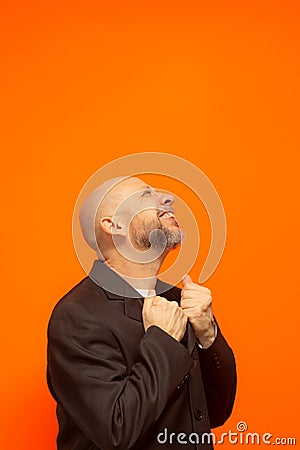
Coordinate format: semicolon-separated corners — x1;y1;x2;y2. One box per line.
47;176;236;450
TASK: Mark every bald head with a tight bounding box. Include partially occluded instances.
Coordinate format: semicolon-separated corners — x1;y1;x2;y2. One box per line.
79;177;126;250
79;176;147;251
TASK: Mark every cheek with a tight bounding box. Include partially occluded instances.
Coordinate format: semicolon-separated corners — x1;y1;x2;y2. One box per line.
128;216;140;235
138;210;160;227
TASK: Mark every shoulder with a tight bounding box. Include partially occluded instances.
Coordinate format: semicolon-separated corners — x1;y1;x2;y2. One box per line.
48;277;108;333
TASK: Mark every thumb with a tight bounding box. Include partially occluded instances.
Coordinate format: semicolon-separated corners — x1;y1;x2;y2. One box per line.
182;274;193;287
147;289;156;298
143;290;156;310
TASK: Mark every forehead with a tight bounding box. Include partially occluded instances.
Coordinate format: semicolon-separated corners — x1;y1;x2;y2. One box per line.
117;177;150;193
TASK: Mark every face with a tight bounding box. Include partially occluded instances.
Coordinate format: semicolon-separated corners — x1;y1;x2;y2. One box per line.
113;178;184;251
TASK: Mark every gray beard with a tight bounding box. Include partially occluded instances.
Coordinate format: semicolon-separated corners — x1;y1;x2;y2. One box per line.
133;221;184;250
150;226;183;249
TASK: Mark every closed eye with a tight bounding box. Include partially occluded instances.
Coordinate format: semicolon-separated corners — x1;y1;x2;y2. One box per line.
142;189;152;197
141;187;156;198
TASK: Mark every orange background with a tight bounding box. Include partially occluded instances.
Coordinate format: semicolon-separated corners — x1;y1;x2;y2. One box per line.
1;1;299;448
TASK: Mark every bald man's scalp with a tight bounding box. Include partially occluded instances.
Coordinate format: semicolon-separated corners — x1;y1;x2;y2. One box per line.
79;176;147;251
79;177;127;250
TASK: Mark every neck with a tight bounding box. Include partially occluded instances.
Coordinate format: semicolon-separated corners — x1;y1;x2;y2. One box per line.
103;249;169;291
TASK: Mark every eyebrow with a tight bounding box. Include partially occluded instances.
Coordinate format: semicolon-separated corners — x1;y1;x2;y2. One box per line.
140;186;154;197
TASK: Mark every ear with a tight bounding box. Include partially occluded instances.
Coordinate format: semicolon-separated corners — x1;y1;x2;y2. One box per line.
98;217;113;235
99;217;127;237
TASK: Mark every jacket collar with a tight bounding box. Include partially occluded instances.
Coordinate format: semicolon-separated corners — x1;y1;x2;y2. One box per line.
89;260;144;299
89;260;176;300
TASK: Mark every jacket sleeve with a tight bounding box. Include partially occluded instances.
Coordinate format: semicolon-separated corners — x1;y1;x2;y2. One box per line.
198;322;237;428
47;302;194;450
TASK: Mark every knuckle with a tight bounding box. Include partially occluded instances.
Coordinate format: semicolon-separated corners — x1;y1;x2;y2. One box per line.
170;301;179;308
202;287;211;295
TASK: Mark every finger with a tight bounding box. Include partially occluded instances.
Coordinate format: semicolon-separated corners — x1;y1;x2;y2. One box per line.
181;287;212;298
150;295;168;306
182;274;193;287
147;289;156;298
181;297;212;309
170;300;180;308
182;308;194;319
143;295;154;310
181;289;212;301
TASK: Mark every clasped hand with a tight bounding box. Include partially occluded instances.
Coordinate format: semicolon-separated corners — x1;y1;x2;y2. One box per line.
142;275;216;348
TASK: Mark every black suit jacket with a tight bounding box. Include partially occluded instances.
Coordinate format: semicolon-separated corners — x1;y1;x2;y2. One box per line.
47;261;236;450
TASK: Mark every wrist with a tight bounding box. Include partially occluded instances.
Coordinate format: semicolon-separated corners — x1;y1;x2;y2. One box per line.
196;321;217;349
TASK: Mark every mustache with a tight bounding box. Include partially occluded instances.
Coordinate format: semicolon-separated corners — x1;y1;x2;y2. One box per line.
157;207;175;217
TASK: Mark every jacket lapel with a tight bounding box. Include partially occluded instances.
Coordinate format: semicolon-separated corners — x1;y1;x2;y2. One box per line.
124;297;143;322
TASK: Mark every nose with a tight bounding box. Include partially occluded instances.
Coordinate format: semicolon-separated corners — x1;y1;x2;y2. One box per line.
157;191;174;207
